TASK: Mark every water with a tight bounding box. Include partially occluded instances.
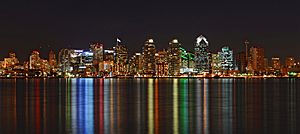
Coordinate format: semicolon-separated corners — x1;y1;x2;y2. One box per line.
0;78;299;134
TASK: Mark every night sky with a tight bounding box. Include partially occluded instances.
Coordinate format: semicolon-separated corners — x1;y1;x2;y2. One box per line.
1;1;299;61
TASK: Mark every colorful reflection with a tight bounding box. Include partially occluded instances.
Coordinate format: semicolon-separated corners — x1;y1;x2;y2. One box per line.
0;78;299;134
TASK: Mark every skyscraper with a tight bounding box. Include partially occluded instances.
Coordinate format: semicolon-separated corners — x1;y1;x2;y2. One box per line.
236;52;246;73
248;46;265;73
29;51;41;69
219;46;234;71
90;42;104;74
142;38;156;76
271;57;281;70
155;50;168;77
114;41;128;75
167;39;181;76
194;35;210;73
285;57;295;68
49;50;57;71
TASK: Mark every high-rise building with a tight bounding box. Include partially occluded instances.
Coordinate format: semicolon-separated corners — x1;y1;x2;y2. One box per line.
194;35;210;73
236;52;246;73
211;53;222;74
90;42;104;74
142;38;156;75
248;46;265;73
29;51;41;69
285;57;295;68
49;50;57;71
114;41;128;75
58;49;71;73
167;39;181;76
271;57;281;70
129;53;143;75
155;50;168;76
219;46;234;71
103;49;114;74
244;40;250;69
3;52;19;69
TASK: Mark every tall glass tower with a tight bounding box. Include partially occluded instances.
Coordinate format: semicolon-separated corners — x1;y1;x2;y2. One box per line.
194;35;210;73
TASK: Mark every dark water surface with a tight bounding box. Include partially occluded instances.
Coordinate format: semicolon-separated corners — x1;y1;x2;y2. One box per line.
0;78;299;134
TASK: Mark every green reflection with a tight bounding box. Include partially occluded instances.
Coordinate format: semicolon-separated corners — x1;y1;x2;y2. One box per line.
180;79;188;134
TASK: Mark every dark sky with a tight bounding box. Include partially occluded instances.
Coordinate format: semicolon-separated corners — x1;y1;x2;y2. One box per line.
0;1;299;61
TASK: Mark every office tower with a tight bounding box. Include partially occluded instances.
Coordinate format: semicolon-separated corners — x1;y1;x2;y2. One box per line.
244;40;250;68
29;51;41;69
271;57;281;70
49;50;57;71
194;35;210;73
155;49;168;77
58;49;72;73
248;46;265;73
3;52;19;69
103;49;114;75
142;38;156;76
211;53;222;74
219;46;234;71
285;57;295;68
90;42;104;74
114;41;128;75
167;39;181;76
129;53;143;75
236;52;246;73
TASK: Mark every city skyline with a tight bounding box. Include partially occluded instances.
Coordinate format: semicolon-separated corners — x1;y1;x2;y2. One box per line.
1;1;300;60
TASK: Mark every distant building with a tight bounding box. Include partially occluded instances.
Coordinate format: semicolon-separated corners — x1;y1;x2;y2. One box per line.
142;38;156;76
167;39;181;76
29;51;41;69
129;53;143;75
236;52;246;73
49;50;57;71
58;49;71;73
211;53;222;74
90;42;104;75
155;50;168;76
248;46;265;73
271;57;281;70
218;46;234;71
194;35;210;73
114;41;128;75
103;49;115;74
285;57;295;68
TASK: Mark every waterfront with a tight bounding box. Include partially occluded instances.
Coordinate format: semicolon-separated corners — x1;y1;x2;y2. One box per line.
0;78;299;134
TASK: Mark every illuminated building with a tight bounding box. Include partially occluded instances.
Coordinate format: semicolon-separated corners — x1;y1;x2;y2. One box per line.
129;53;143;75
235;52;246;73
218;46;234;71
58;49;71;73
194;35;210;73
49;50;57;71
244;40;250;69
248;46;265;73
114;41;128;75
29;51;41;69
271;57;281;70
211;53;222;74
167;39;181;76
155;50;168;76
285;57;295;68
179;47;196;74
103;49;114;74
90;42;104;75
142;38;156;76
3;52;19;69
264;58;269;70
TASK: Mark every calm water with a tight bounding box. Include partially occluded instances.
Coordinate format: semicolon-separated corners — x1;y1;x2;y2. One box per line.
0;78;299;134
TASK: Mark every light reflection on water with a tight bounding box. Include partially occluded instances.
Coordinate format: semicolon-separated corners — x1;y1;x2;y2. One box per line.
0;78;299;134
